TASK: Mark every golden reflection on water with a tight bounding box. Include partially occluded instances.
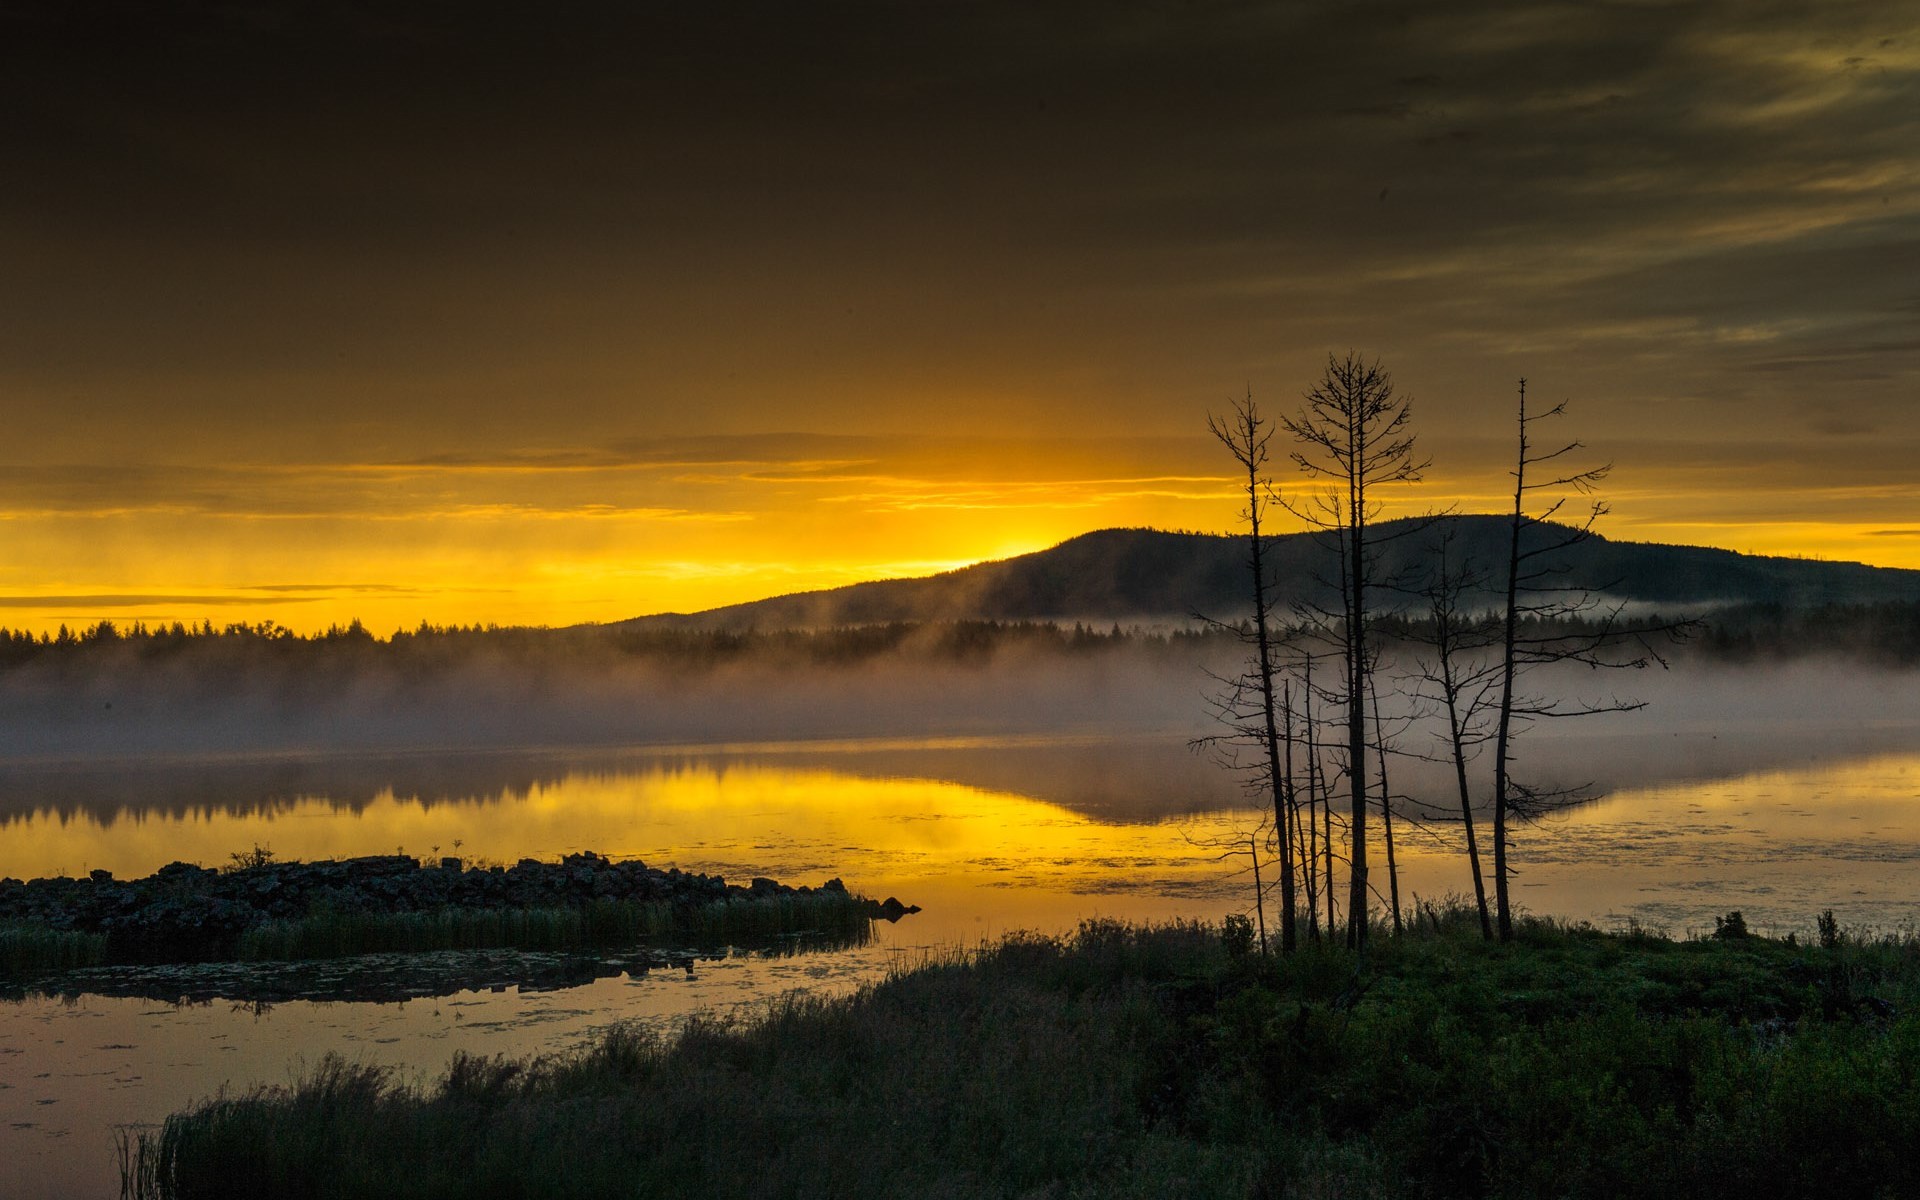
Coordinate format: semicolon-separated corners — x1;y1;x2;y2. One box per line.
7;746;1920;938
2;760;1254;942
1383;752;1920;935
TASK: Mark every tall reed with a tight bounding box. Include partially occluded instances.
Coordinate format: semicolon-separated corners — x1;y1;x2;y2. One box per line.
0;922;107;975
233;893;875;962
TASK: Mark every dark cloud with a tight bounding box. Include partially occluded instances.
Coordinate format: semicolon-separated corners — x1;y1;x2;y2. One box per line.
2;0;1917;589
0;433;1231;522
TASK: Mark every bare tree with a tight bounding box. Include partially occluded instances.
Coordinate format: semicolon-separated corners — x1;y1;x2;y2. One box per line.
1202;394;1299;952
1281;677;1319;944
1410;530;1499;939
1280;353;1425;948
1295;648;1336;939
1489;379;1681;941
1178;816;1280;957
1302;649;1339;937
1368;670;1404;936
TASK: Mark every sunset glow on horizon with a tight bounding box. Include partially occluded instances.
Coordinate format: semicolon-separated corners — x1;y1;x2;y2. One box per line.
9;430;1920;636
5;2;1919;635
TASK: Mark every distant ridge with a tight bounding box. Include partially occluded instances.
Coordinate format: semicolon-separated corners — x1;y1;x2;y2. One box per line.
613;516;1920;632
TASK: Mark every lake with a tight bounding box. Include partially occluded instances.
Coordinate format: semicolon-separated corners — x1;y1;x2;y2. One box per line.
5;710;1920;1196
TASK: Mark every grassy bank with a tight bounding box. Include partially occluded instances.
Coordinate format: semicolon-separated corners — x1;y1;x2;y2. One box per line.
0;922;106;975
231;892;877;961
123;912;1920;1199
2;893;874;979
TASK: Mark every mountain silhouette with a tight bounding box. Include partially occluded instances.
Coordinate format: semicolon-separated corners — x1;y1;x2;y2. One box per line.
614;515;1920;631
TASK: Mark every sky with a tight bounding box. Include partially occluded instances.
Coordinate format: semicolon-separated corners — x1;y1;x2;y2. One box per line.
4;0;1918;634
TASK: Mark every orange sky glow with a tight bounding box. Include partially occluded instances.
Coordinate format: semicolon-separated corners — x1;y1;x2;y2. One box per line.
8;429;1920;636
5;2;1919;636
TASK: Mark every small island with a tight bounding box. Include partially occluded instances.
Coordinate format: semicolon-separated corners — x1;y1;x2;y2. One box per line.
0;851;916;978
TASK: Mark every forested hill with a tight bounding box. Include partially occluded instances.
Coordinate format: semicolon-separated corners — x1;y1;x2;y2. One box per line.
615;515;1920;631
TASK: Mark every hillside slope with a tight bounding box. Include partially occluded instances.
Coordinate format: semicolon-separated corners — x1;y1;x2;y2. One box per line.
616;515;1920;631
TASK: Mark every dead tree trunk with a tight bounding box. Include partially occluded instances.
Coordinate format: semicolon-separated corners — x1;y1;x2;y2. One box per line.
1206;396;1299;953
1369;672;1403;937
1282;679;1306;949
1249;833;1269;955
1424;538;1496;940
1299;659;1323;943
1492;384;1528;943
1488;378;1667;940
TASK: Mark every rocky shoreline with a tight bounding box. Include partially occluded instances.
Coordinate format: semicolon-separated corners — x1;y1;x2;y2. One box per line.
0;851;917;969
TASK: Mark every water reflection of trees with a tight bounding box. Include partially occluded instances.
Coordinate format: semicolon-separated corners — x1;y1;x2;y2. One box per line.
5;722;1920;834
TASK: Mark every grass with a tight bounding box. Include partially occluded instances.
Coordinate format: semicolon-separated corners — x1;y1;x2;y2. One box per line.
121;911;1920;1199
0;890;876;981
0;922;107;975
231;893;876;962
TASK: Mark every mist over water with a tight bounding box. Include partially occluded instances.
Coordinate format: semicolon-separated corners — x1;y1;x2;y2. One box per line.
0;636;1230;759
3;653;1918;924
6;646;1920;882
5;633;1915;774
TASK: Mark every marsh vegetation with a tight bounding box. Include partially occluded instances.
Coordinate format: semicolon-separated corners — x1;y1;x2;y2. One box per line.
0;852;888;980
121;915;1920;1199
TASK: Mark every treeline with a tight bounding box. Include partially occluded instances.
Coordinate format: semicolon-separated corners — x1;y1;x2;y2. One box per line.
5;603;1919;675
1691;601;1920;663
0;616;1220;675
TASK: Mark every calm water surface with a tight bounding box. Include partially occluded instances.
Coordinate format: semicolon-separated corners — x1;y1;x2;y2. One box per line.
5;727;1920;1196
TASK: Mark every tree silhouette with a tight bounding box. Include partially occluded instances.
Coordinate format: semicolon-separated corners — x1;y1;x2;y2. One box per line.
1409;529;1500;939
1488;379;1683;940
1279;352;1425;948
1201;393;1299;952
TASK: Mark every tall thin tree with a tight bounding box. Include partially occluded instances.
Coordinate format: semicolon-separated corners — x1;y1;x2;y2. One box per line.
1368;671;1403;936
1282;678;1317;943
1412;531;1498;939
1207;395;1298;952
1280;353;1425;948
1489;379;1679;940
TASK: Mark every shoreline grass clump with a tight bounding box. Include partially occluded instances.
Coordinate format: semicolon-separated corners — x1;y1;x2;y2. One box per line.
0;922;106;975
233;892;879;961
122;910;1920;1199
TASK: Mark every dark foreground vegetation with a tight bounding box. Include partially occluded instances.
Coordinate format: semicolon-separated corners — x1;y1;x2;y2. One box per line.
125;914;1920;1199
0;851;904;979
